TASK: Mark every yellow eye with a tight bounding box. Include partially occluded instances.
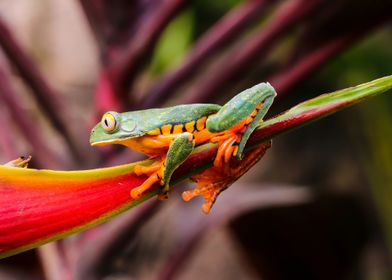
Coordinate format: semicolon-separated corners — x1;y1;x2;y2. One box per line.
101;112;118;133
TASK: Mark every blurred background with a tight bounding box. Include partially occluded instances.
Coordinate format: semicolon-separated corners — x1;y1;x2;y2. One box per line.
0;0;391;279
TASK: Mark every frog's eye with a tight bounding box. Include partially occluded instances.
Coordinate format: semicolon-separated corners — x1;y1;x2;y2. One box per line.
101;112;119;133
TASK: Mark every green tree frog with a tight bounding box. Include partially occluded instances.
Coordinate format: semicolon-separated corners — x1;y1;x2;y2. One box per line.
90;83;276;212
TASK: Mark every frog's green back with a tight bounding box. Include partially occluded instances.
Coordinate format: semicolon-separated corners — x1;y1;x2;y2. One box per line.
132;104;221;132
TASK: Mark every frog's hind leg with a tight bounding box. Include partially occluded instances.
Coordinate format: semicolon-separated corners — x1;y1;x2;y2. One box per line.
131;132;195;200
207;83;276;166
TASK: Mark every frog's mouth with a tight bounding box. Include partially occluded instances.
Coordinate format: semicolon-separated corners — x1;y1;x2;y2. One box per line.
89;132;139;147
89;126;120;147
90;139;118;147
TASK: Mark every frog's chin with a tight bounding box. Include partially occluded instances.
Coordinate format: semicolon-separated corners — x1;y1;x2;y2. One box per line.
90;139;119;147
90;136;137;147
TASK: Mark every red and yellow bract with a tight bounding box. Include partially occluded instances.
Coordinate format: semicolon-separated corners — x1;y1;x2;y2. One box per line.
0;161;155;259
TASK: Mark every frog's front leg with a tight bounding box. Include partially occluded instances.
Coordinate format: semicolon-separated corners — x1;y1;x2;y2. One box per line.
207;82;276;166
131;132;195;200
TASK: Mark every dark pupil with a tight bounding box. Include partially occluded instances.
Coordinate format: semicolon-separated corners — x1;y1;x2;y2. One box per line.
104;118;109;127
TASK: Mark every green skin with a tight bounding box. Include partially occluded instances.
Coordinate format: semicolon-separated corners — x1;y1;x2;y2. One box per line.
90;82;276;194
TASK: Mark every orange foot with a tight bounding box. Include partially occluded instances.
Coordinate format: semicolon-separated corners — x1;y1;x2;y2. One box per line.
211;132;240;168
210;114;257;167
182;168;228;214
131;159;165;200
182;141;272;214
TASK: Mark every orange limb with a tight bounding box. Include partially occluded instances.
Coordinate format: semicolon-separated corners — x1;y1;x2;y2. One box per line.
130;173;160;199
132;157;167;200
130;134;181;200
182;177;220;214
210;107;263;168
210;133;232;143
214;135;232;167
210;116;252;168
131;133;196;200
224;143;236;164
134;161;161;176
214;133;240;167
182;141;272;214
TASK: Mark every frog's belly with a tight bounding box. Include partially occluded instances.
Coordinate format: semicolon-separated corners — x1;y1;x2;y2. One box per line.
194;128;219;144
119;136;169;156
117;129;219;157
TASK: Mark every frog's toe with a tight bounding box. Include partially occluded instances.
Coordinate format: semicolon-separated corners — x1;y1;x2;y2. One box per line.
201;192;219;214
130;172;160;200
182;184;222;214
157;184;170;200
134;161;161;176
214;134;240;167
130;188;143;200
157;191;169;201
224;144;236;163
181;188;199;202
134;165;144;176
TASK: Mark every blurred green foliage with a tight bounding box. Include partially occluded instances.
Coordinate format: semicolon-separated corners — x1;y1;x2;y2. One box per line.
150;0;240;75
150;10;194;75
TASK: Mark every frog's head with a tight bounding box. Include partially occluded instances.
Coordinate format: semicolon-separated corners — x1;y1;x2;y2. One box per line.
90;111;143;147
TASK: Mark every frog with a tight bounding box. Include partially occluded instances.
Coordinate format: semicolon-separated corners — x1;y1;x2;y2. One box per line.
4;155;32;168
90;82;276;212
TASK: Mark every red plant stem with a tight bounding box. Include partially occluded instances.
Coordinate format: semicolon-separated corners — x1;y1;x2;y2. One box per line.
115;0;185;85
181;0;322;104
79;0;158;51
138;0;277;109
0;64;64;169
0;18;81;163
98;0;186;111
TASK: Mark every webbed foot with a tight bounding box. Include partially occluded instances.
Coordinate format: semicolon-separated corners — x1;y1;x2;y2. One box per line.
131;132;195;200
211;132;241;167
182;168;228;214
182;141;271;214
131;159;165;199
210;115;257;167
